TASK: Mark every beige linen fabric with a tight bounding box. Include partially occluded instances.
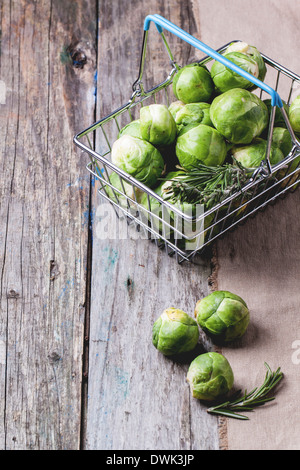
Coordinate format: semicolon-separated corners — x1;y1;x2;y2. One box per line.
216;191;300;450
193;0;300;450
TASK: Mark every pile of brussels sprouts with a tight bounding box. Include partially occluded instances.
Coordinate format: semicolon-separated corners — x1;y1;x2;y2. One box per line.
152;290;250;402
110;41;300;212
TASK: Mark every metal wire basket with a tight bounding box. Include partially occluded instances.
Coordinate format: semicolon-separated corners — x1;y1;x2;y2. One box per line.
74;14;300;263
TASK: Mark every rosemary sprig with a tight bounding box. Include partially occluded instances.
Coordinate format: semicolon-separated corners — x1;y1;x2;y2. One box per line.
162;162;250;209
207;362;284;420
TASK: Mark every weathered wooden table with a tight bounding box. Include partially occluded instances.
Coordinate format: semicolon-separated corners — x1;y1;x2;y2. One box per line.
1;0;300;451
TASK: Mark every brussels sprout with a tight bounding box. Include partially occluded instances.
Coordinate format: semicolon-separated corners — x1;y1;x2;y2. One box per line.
152;308;199;356
263;99;289;128
210;52;259;93
175;123;227;169
118;119;143;139
187;352;234;401
111;135;165;188
139;177;173;236
172;63;214;104
105;172;143;206
171;102;213;132
231;137;284;169
194;290;250;342
140;104;177;146
225;42;267;82
168;100;185;120
271;127;293;156
289;95;300;133
210;88;269;144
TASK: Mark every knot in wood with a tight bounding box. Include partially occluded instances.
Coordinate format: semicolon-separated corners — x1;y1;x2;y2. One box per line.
7;289;20;299
70;48;87;68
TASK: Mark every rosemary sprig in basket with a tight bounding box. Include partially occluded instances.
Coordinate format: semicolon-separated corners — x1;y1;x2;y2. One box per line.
162;162;251;209
207;362;284;420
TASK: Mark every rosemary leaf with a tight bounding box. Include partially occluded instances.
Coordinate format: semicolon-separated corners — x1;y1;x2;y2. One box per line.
162;162;251;208
207;363;283;420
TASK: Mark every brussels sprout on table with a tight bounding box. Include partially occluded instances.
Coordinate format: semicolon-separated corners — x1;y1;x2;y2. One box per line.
170;101;213;132
225;41;267;82
187;352;234;401
172;63;214;104
231;137;284;170
140;104;177;146
118;119;143;139
210;88;269;144
152;308;199;356
194;290;250;342
289;95;300;133
111;134;165;188
175;123;227;169
210;52;259;93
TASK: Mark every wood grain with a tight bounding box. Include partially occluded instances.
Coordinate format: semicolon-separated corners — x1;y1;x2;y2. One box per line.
0;0;96;449
85;0;219;450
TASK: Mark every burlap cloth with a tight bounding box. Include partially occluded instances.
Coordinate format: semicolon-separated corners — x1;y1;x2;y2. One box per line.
214;190;300;450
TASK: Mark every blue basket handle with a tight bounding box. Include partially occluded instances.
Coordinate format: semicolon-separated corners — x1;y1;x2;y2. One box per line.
144;14;283;108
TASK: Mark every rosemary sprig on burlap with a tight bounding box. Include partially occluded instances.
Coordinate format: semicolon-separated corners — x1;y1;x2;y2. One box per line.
162;162;251;209
207;363;283;420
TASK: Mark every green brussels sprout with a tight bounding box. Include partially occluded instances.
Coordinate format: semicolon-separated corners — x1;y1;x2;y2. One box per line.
172;63;214;103
271;127;293;156
111;135;165;188
194;290;250;342
225;41;267;82
263;99;289;128
289;95;300;133
210;52;259;93
210;88;269;144
139;176;173;236
231;137;284;169
140;104;177;146
171;102;213;132
175;123;227;169
105;172;143;206
187;352;234;401
118;119;143;139
168;100;185;119
152;308;199;356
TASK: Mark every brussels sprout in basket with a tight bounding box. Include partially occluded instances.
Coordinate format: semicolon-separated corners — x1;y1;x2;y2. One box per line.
263;99;290;128
194;290;250;342
118;119;143;139
225;41;267;82
168;100;185;119
289;95;300;133
152;308;199;356
187;351;234;401
140;104;177;146
105;172;143;207
111;134;165;188
210;52;259;93
210;88;269;144
172;63;214;104
271;127;293;157
175;123;227;169
169;101;213;132
231;137;284;170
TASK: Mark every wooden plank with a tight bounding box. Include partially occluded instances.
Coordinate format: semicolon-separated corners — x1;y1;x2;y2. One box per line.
0;0;96;449
86;1;219;450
